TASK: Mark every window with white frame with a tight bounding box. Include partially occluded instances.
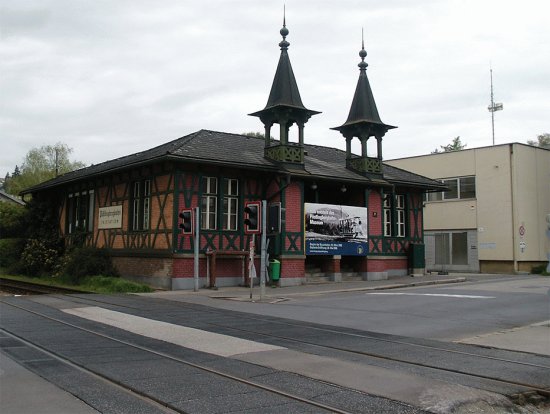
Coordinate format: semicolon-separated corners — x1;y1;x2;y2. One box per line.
395;195;406;237
131;179;151;231
383;193;406;237
67;190;95;234
223;178;239;231
201;177;218;230
383;194;392;237
426;176;476;201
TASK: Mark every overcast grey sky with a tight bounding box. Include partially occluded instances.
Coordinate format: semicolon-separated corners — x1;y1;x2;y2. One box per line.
1;0;548;177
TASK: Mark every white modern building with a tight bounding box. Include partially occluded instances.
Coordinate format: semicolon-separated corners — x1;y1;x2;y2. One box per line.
387;143;550;273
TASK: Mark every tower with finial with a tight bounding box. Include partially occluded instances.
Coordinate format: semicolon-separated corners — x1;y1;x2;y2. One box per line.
249;9;320;166
332;30;396;175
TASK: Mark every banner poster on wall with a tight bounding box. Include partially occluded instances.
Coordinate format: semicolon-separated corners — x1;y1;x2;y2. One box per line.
305;203;368;256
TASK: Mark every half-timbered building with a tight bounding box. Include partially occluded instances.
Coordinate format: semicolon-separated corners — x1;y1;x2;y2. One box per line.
22;22;445;289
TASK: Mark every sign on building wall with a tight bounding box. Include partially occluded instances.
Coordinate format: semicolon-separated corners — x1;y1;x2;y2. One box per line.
305;203;368;256
98;205;123;229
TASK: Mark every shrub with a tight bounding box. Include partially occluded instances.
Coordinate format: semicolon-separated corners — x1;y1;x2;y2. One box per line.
20;238;62;276
531;264;547;274
61;247;118;284
0;238;26;269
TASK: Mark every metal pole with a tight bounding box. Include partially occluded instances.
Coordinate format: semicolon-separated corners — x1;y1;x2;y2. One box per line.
194;206;199;292
490;68;495;146
260;200;267;301
55;148;59;177
249;234;255;301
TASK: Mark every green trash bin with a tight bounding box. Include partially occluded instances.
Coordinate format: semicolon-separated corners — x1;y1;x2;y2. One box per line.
269;259;281;281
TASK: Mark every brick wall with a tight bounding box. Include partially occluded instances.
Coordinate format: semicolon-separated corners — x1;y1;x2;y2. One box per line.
369;190;383;236
172;257;208;278
366;258;408;272
280;257;305;278
322;257;341;274
284;182;302;232
266;177;282;202
112;256;173;289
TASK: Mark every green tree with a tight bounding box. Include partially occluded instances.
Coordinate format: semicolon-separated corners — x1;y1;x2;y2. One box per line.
432;136;467;153
0;203;26;238
242;131;265;138
527;133;550;149
242;131;275;140
4;143;86;195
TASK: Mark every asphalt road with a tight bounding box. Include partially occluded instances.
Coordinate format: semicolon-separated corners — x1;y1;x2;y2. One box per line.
168;275;550;342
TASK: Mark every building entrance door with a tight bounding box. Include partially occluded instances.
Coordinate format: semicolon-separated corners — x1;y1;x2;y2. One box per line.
425;230;479;272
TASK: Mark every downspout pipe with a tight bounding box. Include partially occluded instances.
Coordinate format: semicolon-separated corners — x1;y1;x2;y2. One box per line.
509;144;518;273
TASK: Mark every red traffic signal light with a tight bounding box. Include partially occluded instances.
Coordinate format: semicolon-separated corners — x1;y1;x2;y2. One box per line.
178;209;193;234
243;201;261;234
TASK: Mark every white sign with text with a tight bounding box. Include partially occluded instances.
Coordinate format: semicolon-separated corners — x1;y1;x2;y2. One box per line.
98;205;123;229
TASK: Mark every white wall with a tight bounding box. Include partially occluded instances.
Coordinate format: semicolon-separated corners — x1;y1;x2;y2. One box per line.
387;143;550;265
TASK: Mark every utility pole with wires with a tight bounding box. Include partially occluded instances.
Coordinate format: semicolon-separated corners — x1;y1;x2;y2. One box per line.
54;147;59;177
487;66;503;146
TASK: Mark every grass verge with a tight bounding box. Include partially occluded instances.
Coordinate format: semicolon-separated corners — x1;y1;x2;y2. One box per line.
0;272;154;294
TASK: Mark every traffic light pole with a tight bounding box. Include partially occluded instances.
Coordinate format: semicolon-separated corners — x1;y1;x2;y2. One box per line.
260;200;267;301
194;206;199;292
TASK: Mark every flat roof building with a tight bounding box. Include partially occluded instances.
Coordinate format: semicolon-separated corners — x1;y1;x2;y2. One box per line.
387;143;550;274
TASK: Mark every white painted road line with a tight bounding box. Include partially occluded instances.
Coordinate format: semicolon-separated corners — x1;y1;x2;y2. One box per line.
366;293;495;299
63;307;285;357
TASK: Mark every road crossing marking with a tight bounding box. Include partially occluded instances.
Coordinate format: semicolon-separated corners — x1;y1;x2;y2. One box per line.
366;293;495;299
63;306;285;357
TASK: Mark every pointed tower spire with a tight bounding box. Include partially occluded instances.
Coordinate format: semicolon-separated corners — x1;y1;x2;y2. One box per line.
250;11;320;166
332;31;396;175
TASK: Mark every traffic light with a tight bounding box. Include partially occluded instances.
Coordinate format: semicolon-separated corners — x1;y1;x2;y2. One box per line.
243;201;261;234
178;209;193;234
268;202;281;234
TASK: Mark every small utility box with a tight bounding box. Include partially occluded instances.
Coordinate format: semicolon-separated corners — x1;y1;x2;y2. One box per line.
408;243;425;276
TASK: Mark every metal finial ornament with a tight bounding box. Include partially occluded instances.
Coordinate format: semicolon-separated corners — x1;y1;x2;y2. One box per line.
358;28;368;71
279;5;290;50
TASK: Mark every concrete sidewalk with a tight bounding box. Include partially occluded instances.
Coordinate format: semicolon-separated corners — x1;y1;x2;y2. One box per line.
457;320;550;356
0;352;98;414
148;273;473;301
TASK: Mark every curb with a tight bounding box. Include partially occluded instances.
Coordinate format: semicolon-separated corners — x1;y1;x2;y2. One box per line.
213;277;468;301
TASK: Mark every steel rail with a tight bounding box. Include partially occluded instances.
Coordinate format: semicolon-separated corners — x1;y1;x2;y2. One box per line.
0;278;87;295
33;293;550;402
0;327;180;414
64;293;550;371
0;299;360;414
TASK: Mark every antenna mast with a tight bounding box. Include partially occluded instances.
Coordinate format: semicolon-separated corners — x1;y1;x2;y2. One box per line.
488;66;503;145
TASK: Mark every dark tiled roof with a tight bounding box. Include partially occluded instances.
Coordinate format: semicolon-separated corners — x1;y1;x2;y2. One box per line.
248;30;319;119
332;57;396;134
22;130;445;194
264;48;305;110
